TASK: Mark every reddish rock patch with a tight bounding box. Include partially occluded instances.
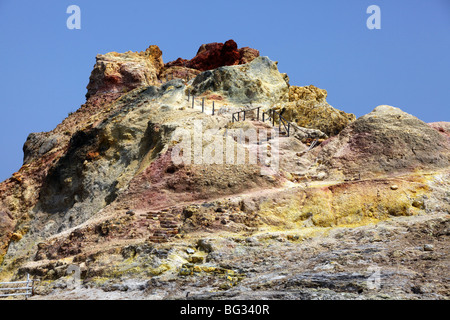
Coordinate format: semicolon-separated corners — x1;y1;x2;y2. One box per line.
165;40;260;72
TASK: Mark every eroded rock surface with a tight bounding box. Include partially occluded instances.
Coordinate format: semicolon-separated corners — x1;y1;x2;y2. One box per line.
307;105;450;180
165;40;260;72
0;41;448;301
274;85;356;136
86;45;164;99
190;56;289;104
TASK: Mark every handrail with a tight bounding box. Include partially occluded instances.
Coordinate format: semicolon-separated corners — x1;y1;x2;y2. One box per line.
261;109;291;137
230;106;324;151
0;274;37;299
231;106;291;137
232;106;261;123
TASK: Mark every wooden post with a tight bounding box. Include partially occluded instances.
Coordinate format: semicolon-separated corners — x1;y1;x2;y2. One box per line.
272;110;275;127
238;112;240;121
202;98;204;113
188;90;190;101
257;107;260;121
262;112;265;122
287;122;290;137
212;101;215;115
243;110;246;121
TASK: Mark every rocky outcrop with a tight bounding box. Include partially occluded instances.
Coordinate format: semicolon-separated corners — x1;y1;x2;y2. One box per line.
289;85;327;102
190;56;289;104
86;45;164;99
160;66;201;82
165;40;259;72
23;132;61;165
85;41;259;100
274;85;355;137
1;41;449;301
429;122;450;139
309;105;450;180
0;210;14;263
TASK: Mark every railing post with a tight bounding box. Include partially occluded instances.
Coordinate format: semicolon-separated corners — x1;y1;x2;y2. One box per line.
243;110;246;121
278;113;281;132
287;122;290;137
212;101;215;115
257;107;260;121
188;90;190;102
262;112;265;122
192;96;195;109
25;274;30;300
31;276;35;297
202;98;204;113
272;110;275;127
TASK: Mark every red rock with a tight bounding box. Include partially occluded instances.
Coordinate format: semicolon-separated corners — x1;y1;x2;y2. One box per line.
165;57;190;68
239;47;260;64
165;40;259;72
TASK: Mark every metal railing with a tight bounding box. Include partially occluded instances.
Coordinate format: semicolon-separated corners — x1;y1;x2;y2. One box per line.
232;106;262;123
231;107;291;137
261;109;291;137
187;92;217;115
0;274;37;299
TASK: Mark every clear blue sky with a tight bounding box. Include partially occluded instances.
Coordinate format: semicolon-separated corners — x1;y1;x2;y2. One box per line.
0;0;449;181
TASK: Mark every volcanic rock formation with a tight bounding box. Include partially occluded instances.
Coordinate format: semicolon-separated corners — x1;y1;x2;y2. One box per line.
190;56;290;104
0;41;449;300
86;45;164;100
308;105;450;180
274;85;356;137
165;40;260;71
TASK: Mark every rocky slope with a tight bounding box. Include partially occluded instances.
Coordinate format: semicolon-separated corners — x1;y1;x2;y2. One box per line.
0;41;449;300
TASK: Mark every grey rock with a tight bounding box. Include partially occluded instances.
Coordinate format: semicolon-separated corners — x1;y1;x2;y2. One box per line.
191;56;289;105
197;239;215;253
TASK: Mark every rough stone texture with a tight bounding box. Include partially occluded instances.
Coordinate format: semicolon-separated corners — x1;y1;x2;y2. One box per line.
429;122;450;139
238;47;260;64
86;45;164;99
23;132;61;165
308;105;450;180
289;85;328;103
0;42;449;301
0;210;15;264
165;40;260;72
26;213;450;300
160;66;201;82
274;85;355;137
190;56;289;104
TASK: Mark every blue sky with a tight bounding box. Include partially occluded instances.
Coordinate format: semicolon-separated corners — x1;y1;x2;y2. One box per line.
0;0;449;181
